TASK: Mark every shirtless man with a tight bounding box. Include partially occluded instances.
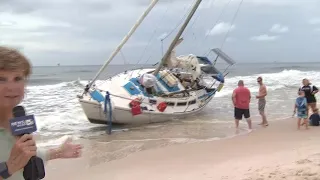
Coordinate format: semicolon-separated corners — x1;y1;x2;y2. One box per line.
256;76;268;126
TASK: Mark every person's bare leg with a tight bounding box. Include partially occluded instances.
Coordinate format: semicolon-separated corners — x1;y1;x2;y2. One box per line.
235;119;240;129
297;118;301;130
304;118;309;130
246;118;252;129
260;110;268;126
258;109;263;125
310;103;316;113
235;119;240;133
302;104;312;125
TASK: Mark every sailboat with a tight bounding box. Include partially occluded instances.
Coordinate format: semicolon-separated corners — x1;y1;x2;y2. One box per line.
77;0;236;125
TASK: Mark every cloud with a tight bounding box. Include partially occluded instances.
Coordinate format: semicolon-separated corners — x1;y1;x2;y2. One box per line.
206;22;235;36
0;0;319;65
308;18;320;25
211;0;305;7
226;37;236;42
250;34;279;41
269;24;289;33
245;0;304;6
0;12;71;30
314;28;320;32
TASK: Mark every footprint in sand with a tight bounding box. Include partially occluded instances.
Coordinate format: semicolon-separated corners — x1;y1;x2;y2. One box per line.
296;159;312;164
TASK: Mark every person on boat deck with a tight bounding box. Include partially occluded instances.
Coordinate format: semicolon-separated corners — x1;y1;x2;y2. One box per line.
299;78;318;116
0;46;82;180
139;73;157;95
309;108;320;126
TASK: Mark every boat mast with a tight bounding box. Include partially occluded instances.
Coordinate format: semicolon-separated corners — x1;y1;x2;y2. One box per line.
87;0;159;89
153;0;202;75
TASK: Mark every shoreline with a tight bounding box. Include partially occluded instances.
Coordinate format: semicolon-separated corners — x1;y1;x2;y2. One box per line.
44;116;320;179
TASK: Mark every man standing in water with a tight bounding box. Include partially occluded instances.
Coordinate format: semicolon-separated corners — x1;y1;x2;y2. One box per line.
256;76;268;126
232;80;252;130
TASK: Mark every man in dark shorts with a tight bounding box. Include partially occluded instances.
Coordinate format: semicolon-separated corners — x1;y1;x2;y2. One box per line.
232;80;252;130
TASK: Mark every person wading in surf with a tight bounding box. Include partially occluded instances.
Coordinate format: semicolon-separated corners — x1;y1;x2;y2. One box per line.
256;77;268;126
232;80;252;131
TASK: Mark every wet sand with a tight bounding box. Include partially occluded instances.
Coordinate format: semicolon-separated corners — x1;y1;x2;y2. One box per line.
43;116;320;180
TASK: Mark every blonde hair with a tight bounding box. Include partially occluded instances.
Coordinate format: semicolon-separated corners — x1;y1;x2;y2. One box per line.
0;46;31;77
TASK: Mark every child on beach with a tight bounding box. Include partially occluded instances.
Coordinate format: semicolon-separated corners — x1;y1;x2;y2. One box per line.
293;91;308;130
309;108;320;126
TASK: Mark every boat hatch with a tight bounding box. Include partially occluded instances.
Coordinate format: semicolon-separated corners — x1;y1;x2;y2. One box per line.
89;90;105;102
123;82;141;95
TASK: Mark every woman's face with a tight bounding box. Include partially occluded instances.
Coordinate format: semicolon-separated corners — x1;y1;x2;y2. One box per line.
0;70;25;109
302;79;309;86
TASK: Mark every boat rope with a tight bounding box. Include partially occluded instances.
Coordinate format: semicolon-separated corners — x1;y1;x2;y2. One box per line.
104;91;113;135
106;92;155;106
185;0;217;46
129;0;173;78
219;0;244;50
198;0;232;55
96;87;196;108
120;50;127;64
159;0;195;41
206;0;244;59
136;0;197;77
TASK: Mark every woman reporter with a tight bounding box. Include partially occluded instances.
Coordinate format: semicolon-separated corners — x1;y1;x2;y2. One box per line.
0;46;82;180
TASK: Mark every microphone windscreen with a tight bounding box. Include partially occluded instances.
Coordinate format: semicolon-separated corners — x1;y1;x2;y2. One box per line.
13;106;26;117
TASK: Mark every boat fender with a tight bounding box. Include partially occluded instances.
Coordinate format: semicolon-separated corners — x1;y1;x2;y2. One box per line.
217;83;224;92
129;98;141;108
131;105;142;116
157;102;167;112
129;98;142;116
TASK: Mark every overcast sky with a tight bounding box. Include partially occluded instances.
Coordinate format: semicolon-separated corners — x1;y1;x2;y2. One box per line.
0;0;319;66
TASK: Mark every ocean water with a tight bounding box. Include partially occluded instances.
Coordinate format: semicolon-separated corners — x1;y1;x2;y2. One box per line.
23;63;320;162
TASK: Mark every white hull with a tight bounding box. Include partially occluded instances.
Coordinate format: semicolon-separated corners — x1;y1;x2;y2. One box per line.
79;96;213;125
78;68;217;125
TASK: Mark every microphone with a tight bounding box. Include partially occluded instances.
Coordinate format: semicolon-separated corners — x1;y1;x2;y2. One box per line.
11;106;45;180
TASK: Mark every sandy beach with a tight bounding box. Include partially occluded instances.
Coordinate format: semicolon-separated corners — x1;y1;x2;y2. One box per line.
42;117;320;180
